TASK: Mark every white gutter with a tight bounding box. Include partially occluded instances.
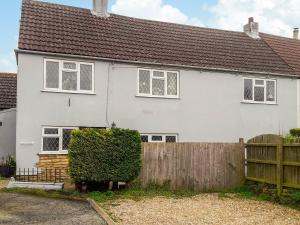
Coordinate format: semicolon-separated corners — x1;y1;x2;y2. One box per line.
15;49;299;78
0;108;16;114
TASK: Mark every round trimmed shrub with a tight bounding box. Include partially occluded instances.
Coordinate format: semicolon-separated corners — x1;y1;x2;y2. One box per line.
68;128;141;185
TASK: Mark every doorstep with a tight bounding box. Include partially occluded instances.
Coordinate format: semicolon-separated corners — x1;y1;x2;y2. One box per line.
7;179;64;190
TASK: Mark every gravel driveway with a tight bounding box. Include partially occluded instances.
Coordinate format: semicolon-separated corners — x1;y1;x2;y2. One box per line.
0;192;106;225
106;194;300;225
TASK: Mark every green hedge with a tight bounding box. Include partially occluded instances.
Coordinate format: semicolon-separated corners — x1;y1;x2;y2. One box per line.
290;128;300;137
68;128;141;183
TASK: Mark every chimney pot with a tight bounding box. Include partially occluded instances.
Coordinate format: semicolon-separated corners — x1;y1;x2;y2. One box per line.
92;0;109;17
244;17;260;39
293;28;299;40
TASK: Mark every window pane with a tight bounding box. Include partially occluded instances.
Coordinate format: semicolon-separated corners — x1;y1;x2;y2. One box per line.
152;136;163;142
166;136;176;143
153;71;164;78
139;70;150;94
43;137;59;151
80;64;93;91
63;62;76;70
255;80;264;85
167;72;177;96
46;61;59;89
62;71;77;91
254;86;264;102
141;135;149;143
244;79;253;100
266;81;275;102
152;79;165;96
62;129;73;150
44;128;58;135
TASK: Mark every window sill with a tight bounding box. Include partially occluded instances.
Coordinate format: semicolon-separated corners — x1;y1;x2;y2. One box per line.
41;90;96;95
38;151;68;155
136;95;180;100
241;101;278;105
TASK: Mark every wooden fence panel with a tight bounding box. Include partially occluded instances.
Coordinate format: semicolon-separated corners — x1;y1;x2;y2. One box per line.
141;142;245;191
246;134;300;195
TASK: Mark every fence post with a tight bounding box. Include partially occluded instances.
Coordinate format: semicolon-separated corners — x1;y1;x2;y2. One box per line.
239;138;244;146
276;138;284;196
239;138;247;178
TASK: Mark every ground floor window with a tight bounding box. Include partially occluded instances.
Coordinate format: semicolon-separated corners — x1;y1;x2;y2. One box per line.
141;134;178;143
42;127;77;153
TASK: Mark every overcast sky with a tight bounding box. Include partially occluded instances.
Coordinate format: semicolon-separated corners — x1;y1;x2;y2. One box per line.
0;0;299;72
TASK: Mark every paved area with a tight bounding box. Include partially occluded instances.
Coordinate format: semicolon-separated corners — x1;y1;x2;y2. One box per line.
0;192;106;225
107;194;300;225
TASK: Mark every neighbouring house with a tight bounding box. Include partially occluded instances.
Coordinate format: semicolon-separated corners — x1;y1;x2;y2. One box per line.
260;31;300;127
0;73;17;159
15;0;300;169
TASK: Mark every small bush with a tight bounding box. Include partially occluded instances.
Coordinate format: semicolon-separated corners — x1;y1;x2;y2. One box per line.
0;155;16;168
0;155;16;178
290;128;300;137
68;128;142;185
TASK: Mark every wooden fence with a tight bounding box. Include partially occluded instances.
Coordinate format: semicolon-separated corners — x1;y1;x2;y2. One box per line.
246;134;300;195
140;142;245;191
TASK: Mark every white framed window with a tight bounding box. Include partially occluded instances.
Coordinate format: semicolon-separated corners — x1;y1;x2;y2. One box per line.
243;77;277;104
41;127;78;153
141;134;178;143
44;59;94;94
138;69;179;98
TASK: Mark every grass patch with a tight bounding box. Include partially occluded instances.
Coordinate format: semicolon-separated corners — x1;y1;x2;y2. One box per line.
220;183;300;210
88;182;200;204
220;185;256;199
1;188;84;201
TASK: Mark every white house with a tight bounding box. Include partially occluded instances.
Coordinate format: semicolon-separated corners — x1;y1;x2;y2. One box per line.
15;0;300;169
0;73;17;159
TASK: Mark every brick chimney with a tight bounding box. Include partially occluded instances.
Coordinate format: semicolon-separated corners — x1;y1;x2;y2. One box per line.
92;0;109;17
244;17;260;39
293;28;299;40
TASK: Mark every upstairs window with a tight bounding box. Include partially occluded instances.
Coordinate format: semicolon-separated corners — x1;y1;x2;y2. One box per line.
243;78;276;104
44;59;94;93
42;127;77;153
138;69;179;98
141;134;178;143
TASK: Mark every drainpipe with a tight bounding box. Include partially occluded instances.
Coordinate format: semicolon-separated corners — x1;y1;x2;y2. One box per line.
105;63;112;128
297;79;300;128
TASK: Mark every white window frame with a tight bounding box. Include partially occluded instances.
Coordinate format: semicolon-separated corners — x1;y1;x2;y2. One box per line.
242;77;277;104
44;59;95;94
137;68;179;98
41;127;78;154
141;134;178;143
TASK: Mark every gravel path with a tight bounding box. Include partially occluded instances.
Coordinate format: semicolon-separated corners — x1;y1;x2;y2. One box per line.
0;192;106;225
106;194;300;225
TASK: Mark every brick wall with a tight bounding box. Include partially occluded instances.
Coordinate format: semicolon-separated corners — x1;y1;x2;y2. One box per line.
36;154;70;181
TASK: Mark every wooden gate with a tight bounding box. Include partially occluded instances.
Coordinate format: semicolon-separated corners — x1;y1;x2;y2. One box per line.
246;134;300;195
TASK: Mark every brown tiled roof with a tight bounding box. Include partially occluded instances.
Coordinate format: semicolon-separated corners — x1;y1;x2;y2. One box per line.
0;73;17;111
261;33;300;75
18;0;295;75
